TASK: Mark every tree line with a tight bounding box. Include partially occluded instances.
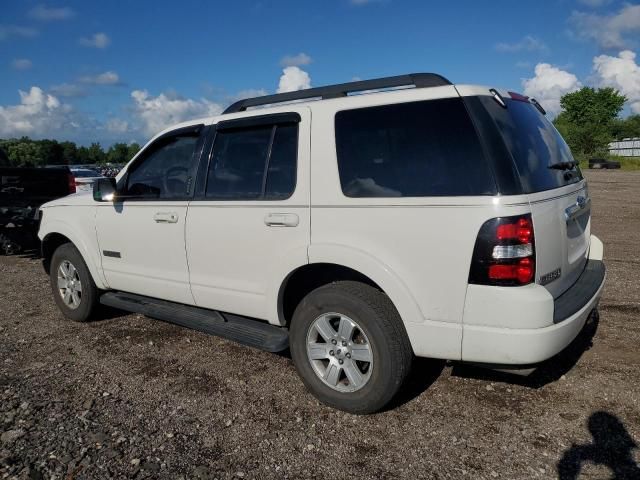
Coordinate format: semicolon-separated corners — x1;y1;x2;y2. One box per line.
0;137;141;168
554;87;640;161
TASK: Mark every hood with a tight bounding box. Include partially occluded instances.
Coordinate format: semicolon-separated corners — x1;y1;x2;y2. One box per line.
41;190;95;208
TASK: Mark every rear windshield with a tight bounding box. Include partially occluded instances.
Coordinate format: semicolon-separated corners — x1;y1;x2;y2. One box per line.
334;98;496;197
477;97;582;193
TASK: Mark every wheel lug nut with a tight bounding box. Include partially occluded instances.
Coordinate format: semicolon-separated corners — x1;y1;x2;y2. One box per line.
338;359;344;365
331;339;337;345
329;350;334;356
346;353;351;359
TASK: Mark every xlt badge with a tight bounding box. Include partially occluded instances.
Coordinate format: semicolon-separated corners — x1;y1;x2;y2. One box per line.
540;268;562;285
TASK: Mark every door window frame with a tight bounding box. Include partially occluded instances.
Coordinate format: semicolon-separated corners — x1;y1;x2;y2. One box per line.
193;112;300;201
116;124;208;202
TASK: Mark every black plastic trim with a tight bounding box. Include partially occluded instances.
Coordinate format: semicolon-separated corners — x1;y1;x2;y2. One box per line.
100;291;289;352
553;260;605;323
216;112;301;131
223;73;452;113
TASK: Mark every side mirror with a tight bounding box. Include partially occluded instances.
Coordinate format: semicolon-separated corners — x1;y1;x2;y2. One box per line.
93;177;117;202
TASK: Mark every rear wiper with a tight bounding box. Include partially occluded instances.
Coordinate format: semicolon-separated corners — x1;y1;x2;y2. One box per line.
548;161;576;171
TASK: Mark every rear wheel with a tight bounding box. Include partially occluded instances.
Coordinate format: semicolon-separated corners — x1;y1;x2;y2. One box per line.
49;243;98;322
290;281;413;414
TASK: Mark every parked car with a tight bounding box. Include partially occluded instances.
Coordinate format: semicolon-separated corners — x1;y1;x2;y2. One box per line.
1;162;75;254
38;73;605;413
69;167;105;192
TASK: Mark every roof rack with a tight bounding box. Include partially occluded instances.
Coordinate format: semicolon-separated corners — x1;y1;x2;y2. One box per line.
223;72;452;114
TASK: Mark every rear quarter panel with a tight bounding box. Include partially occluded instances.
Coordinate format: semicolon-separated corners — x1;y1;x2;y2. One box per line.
308;92;532;359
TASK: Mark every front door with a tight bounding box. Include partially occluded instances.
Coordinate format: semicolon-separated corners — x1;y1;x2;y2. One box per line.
96;125;205;304
186;109;310;322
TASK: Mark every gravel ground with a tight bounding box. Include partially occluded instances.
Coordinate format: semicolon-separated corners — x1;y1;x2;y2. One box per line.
1;170;639;480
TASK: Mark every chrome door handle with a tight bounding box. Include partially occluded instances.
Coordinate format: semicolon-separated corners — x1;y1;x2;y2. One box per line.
154;212;179;223
264;213;299;227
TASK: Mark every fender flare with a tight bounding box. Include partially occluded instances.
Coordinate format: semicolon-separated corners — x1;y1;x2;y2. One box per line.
40;219;109;290
305;243;426;326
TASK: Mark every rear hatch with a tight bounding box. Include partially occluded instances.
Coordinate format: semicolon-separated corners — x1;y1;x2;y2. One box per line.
468;93;590;298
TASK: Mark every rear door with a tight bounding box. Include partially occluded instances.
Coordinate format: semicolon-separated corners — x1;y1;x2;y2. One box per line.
472;94;590;297
185;109;310;323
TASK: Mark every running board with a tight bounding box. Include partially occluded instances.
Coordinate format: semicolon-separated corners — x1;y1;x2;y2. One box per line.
99;291;289;352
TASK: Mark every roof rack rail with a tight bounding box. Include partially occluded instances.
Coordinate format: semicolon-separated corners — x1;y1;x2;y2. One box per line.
223;72;452;114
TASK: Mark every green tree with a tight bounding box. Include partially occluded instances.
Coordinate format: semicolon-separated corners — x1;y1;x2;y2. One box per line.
555;87;626;157
126;142;141;162
106;143;130;164
60;141;79;165
38;139;64;165
611;114;640;140
85;142;106;165
6;139;44;166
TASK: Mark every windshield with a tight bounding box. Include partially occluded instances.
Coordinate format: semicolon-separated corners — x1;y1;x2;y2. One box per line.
478;96;582;193
72;169;99;178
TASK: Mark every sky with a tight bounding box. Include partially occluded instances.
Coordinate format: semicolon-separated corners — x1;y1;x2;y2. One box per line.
1;0;639;146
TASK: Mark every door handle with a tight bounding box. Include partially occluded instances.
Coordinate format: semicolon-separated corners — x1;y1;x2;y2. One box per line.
264;213;299;227
154;212;179;224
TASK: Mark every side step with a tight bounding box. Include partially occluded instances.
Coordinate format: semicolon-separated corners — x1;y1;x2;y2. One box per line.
100;291;289;352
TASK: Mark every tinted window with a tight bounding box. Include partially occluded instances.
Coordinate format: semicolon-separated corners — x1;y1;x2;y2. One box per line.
126;134;199;199
478;97;583;193
335;98;495;197
206;124;297;200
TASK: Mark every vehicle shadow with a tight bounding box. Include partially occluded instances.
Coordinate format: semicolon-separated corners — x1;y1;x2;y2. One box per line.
450;309;600;389
383;357;447;411
557;411;640;479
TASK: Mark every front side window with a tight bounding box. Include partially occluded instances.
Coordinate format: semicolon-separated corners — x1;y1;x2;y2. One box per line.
205;123;298;200
125;133;200;199
335;98;495;197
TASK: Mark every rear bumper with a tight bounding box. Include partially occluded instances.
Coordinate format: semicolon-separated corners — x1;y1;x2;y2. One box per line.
461;235;605;365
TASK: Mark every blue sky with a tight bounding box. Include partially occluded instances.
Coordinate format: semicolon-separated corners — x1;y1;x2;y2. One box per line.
1;0;639;146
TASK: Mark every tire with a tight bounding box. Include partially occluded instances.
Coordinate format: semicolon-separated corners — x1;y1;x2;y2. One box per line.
49;243;99;322
290;281;413;414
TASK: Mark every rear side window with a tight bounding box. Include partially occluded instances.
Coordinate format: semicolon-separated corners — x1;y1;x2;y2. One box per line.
476;97;583;193
334;98;495;197
205;123;298;200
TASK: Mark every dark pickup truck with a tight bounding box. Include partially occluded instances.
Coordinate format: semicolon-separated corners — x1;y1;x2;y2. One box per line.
1;162;75;254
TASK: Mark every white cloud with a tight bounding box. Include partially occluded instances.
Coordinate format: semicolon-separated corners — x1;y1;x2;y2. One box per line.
79;32;110;49
130;90;223;136
0;86;76;136
592;50;640;113
569;5;640;49
79;71;121;85
577;0;612;7
0;25;38;41
106;118;129;134
280;53;312;67
277;66;311;93
522;63;582;116
495;35;547;53
11;59;33;70
28;5;75;21
50;83;87;97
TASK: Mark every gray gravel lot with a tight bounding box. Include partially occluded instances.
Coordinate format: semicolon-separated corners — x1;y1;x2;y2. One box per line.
1;170;639;479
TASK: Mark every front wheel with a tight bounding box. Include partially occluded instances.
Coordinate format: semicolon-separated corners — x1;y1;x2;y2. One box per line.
49;243;99;322
290;281;413;414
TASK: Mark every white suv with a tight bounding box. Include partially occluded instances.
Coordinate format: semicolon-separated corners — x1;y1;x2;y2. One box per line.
38;73;605;413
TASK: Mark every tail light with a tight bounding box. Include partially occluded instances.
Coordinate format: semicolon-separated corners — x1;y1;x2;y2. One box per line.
469;214;535;286
67;173;77;194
